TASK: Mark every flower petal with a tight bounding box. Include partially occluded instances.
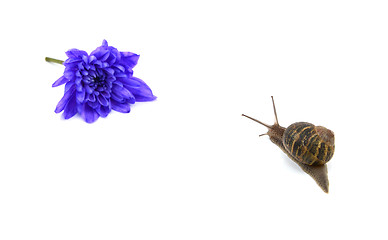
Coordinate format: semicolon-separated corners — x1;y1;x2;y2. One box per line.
124;77;156;102
88;93;96;102
119;76;141;87
108;51;118;65
115;72;127;78
101;51;110;62
96;105;111;118
64;58;82;65
91;49;109;61
63;94;77;119
111;100;131;113
65;81;75;92
97;94;109;106
55;85;76;113
85;85;94;94
63;68;77;81
76;88;86;103
113;64;125;72
66;49;88;59
89;55;97;63
120;51;139;68
101;91;110;98
52;76;69;87
82;103;100;123
88;100;100;109
112;84;134;100
104;67;115;75
111;92;123;102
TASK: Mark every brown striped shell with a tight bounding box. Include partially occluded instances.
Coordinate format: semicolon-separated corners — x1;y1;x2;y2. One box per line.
283;122;335;166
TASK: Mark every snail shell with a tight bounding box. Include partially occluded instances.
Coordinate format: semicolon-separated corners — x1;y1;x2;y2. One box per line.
283;122;335;166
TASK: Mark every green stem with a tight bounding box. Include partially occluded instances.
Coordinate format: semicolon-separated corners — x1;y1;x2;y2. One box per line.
45;57;64;65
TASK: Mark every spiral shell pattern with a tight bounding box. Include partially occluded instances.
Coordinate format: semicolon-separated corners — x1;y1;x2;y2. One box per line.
282;122;335;166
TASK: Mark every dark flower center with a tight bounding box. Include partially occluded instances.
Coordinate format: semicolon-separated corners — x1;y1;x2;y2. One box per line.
90;76;106;89
80;67;113;96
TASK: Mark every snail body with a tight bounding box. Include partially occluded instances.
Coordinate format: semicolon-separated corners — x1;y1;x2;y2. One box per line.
242;97;335;193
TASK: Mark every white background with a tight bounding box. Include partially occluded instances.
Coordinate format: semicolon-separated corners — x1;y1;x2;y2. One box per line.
1;0;388;239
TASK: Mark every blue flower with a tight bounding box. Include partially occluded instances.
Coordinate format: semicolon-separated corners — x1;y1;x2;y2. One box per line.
51;40;156;123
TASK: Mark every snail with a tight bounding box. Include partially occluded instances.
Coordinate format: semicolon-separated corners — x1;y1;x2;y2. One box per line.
242;96;335;193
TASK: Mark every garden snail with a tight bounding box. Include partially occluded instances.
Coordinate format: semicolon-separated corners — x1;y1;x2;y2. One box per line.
242;96;335;193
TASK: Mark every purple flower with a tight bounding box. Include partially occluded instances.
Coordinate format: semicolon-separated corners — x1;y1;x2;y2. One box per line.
51;40;156;123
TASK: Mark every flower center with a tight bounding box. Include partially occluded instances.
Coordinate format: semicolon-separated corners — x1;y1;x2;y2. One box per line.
90;76;106;90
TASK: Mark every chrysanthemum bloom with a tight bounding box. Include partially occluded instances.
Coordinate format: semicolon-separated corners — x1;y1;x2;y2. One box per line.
48;40;156;123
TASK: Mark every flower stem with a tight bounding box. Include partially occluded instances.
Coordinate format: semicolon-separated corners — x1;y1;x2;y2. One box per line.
45;57;64;65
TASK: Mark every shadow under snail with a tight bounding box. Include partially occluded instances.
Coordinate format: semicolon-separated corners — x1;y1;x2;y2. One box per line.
242;96;335;193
